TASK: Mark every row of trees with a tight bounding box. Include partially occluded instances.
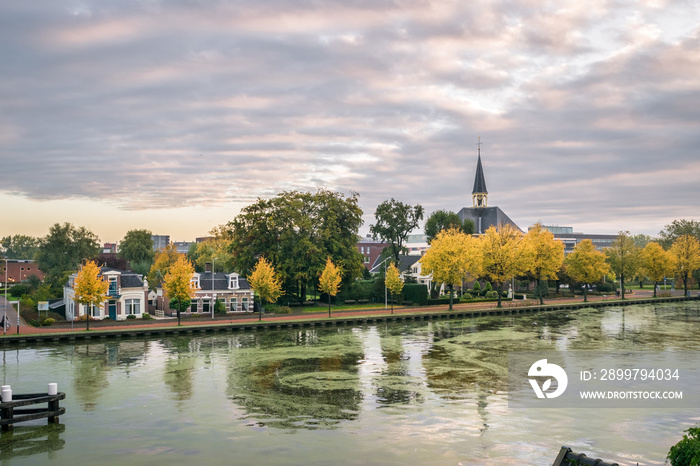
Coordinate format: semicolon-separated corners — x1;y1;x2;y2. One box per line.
419;223;700;308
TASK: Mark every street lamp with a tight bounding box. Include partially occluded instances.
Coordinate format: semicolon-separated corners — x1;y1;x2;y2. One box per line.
3;258;7;336
370;256;393;310
211;257;218;319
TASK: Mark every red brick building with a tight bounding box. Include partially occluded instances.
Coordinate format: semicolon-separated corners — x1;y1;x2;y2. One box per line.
2;259;45;284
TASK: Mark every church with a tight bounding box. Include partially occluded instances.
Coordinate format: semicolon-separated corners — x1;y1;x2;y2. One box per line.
457;143;522;234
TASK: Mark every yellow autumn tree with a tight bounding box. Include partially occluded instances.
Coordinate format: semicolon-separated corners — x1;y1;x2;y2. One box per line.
147;244;182;291
605;231;640;299
248;257;284;321
73;260;109;331
670;234;700;297
564;239;609;302
640;242;676;298
523;223;565;305
385;262;404;314
420;228;481;310
163;255;197;325
480;224;529;308
319;257;342;317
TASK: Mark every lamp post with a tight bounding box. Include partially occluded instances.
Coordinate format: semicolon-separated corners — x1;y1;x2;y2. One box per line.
370;256;392;310
211;257;217;319
3;258;7;336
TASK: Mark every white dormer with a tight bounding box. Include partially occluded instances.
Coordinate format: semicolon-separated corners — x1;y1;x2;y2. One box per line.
227;273;239;290
191;273;201;289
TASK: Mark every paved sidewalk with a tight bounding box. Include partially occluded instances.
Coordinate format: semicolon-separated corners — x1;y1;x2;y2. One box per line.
1;291;690;337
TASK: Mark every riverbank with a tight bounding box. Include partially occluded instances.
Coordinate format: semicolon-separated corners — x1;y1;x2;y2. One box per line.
1;293;697;346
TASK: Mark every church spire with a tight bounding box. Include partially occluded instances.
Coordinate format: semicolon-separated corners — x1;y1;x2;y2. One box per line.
472;137;488;208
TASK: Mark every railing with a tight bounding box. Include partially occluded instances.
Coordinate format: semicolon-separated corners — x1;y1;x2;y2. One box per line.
1;385;65;431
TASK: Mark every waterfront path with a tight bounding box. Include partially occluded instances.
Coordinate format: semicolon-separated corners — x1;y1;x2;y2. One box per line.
1;289;695;343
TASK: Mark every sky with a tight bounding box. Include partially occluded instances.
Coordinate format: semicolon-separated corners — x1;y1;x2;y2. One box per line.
1;0;699;243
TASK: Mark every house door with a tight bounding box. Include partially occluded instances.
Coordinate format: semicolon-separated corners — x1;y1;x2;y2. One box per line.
108;302;117;320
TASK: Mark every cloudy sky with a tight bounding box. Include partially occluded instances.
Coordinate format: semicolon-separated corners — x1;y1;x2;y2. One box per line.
1;0;699;243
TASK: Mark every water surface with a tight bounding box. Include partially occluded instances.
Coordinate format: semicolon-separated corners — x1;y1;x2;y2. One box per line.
2;302;699;465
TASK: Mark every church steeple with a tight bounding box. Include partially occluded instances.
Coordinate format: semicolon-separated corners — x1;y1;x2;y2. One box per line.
472;138;488;208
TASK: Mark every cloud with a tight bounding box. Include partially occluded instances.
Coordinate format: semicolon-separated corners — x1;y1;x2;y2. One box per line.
1;0;698;238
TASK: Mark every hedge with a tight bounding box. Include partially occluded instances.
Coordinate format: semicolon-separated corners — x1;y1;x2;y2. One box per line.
403;283;428;305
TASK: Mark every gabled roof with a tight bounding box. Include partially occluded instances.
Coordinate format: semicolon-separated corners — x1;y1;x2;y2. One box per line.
472;154;488;194
98;267;145;288
397;255;421;273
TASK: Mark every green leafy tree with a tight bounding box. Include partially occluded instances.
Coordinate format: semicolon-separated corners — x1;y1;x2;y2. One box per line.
564;239;610;302
223;190;363;302
667;423;700;466
118;229;154;273
248;257;284;321
424;210;474;243
632;234;653;249
670;235;700;296
73;260;109;331
385;262;404;313
0;235;40;260
187;238;234;273
420;228;482;310
163;255;197;326
605;231;640;299
523;223;565;305
659;219;700;249
319;257;342;317
640;242;676;297
370;198;424;264
480;224;529;307
36;223;100;291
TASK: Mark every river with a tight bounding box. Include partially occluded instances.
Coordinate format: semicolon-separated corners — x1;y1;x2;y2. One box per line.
2;301;699;465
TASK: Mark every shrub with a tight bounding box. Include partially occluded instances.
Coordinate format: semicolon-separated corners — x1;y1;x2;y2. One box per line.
126;314;137;319
403;283;428;305
19;295;36;310
275;306;292;314
667;423;700;466
42;318;55;326
485;291;498;299
597;282;614;293
214;299;227;314
142;313;153;320
484;282;492;295
472;281;481;294
11;284;36;298
463;293;473;300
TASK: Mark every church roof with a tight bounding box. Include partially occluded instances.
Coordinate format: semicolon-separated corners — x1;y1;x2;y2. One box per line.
472;154;488;194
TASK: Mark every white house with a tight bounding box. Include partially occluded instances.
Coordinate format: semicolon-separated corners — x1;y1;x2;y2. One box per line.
64;267;149;321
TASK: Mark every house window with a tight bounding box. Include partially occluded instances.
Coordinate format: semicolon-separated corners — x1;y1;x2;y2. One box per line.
364;256;370;264
125;299;141;315
87;304;99;317
230;297;238;312
191;274;200;289
242;297;249;312
229;276;239;289
109;277;118;294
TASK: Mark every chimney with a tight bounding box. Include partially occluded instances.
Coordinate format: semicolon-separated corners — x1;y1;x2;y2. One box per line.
205;262;212;273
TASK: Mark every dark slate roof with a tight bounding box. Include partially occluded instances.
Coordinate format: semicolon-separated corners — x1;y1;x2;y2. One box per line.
472;154;488;194
397;255;421;273
457;206;522;234
199;272;251;291
98;267;144;288
120;274;145;288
